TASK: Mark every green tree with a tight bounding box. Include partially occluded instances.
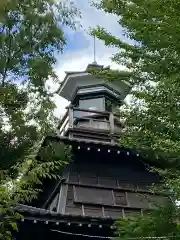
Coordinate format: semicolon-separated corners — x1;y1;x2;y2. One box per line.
91;0;180;166
90;0;180;238
115;203;180;240
0;0;78;238
0;0;78;172
0;140;71;240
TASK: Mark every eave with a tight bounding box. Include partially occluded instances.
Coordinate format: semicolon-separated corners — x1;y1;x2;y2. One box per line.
15;204;114;227
57;71;131;101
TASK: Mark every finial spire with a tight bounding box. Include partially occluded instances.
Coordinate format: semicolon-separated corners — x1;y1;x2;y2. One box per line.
92;35;97;65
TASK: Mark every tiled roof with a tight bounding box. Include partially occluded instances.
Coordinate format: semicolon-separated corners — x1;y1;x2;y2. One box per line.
15;204;114;224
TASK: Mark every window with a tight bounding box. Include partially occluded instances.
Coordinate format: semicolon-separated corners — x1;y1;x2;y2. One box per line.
79;98;104;112
74;186;114;205
65;205;82;215
113;191;127;206
104;207;123;218
84;205;103;217
74;97;105;124
74;186;127;207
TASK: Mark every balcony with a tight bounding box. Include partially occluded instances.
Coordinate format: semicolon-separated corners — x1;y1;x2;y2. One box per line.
58;107;122;144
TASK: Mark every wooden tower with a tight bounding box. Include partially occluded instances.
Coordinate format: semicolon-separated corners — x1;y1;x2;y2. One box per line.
15;63;169;239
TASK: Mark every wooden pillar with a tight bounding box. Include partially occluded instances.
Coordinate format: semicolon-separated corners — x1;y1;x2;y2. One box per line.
69;107;74;128
109;112;114;134
109;112;115;144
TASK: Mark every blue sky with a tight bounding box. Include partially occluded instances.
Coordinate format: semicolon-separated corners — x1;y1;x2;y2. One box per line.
64;31;89;52
51;0;129;116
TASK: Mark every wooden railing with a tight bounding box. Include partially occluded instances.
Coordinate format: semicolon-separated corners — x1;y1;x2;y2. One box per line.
59;106;121;136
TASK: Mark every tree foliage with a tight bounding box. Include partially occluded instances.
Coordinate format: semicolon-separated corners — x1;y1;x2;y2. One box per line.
0;0;78;238
91;0;180;166
115;204;180;240
0;140;71;240
0;0;78;171
91;0;180;238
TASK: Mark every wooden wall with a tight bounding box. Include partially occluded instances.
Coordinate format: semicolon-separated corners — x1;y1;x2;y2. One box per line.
46;146;169;219
58;156;167;218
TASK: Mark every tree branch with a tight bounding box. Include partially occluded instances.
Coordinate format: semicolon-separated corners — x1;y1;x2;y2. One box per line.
2;29;12;86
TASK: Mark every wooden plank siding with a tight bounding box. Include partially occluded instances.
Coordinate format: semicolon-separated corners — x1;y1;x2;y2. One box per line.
45;145;168;220
47;161;168;219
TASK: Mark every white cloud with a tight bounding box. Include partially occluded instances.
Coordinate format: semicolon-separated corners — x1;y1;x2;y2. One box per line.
51;0;130;117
